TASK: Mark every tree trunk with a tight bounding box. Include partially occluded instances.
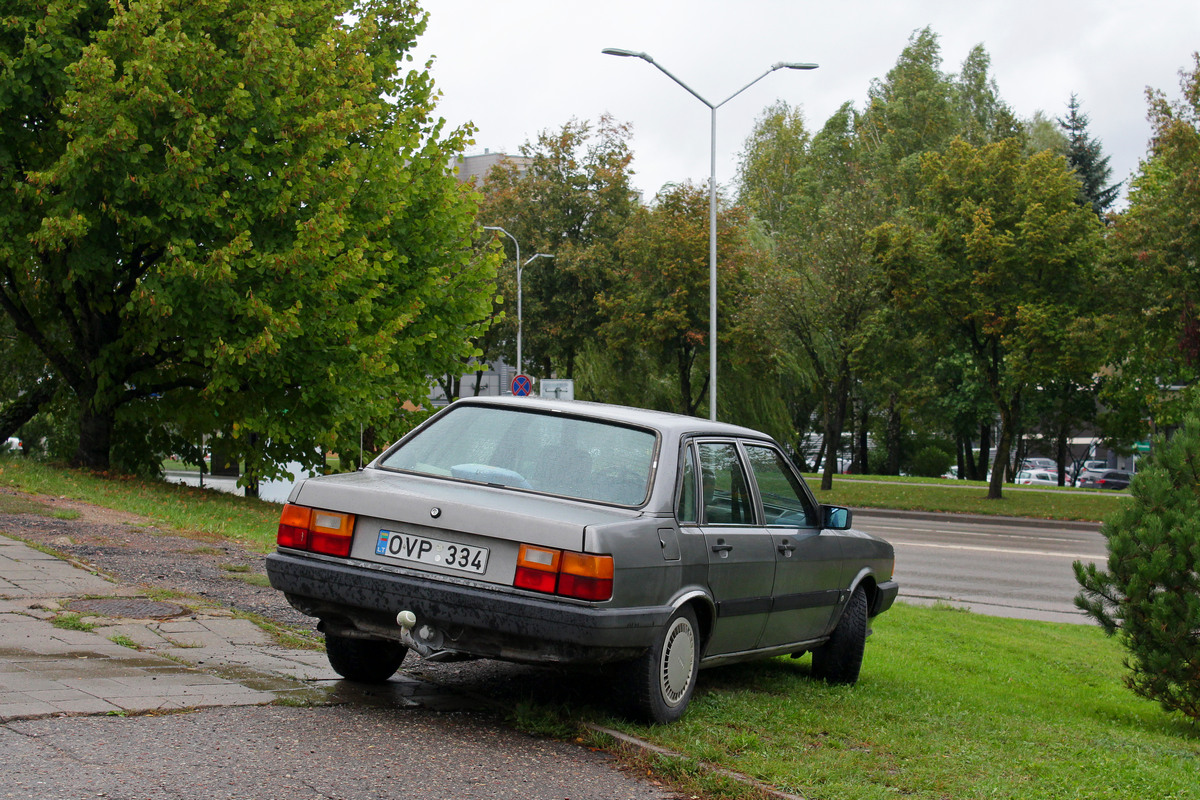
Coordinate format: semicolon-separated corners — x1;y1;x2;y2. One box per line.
244;432;260;499
987;425;1011;500
854;399;870;475
74;403;114;470
819;380;850;492
976;422;992;481
1056;426;1069;486
987;404;1017;500
885;397;902;475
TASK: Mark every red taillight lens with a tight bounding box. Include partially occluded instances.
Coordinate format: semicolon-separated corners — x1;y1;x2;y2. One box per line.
277;504;354;557
513;545;612;601
277;504;312;549
558;552;614;601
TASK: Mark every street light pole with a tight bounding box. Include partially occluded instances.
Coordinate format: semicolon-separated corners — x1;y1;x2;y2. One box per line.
482;226;552;377
518;252;554;376
602;48;817;421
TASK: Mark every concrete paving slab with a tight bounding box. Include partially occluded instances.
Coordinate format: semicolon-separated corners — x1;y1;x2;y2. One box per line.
0;535;301;722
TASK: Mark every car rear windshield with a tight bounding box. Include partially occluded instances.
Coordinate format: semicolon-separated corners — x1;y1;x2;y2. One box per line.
378;405;657;506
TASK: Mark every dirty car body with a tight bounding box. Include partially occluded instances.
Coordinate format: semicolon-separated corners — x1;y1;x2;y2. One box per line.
266;396;898;722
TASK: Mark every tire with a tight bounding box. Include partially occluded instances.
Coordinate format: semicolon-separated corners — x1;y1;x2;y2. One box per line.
622;606;700;724
325;634;407;684
811;586;868;685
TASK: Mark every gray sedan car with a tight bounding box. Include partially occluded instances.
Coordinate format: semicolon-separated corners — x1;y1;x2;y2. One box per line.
266;396;898;723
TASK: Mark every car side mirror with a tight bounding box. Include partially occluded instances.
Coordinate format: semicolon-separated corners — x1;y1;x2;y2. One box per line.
822;505;852;530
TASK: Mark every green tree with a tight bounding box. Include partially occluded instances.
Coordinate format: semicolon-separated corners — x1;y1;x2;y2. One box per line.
853;29;982;478
1074;414;1200;721
1023;110;1069;156
1059;94;1123;219
952;44;1021;146
477;116;638;379
596;182;772;420
873;138;1104;499
740;101;890;488
1101;55;1200;437
857;27;958;201
0;0;495;474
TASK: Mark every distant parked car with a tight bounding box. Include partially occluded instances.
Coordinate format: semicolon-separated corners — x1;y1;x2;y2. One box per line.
266;396;899;723
1020;458;1057;472
1076;470;1132;491
1015;469;1058;486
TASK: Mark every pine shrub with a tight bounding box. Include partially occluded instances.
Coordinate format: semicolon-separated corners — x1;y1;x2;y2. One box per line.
1074;416;1200;720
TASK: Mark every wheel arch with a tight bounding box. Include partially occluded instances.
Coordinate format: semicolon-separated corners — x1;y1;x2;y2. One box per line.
848;569;882;617
671;589;716;656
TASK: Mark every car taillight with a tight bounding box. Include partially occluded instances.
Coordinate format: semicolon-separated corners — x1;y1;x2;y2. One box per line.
514;544;613;601
277;504;312;549
558;551;615;601
514;544;561;593
277;504;355;557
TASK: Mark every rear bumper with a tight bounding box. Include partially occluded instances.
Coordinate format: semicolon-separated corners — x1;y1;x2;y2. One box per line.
266;550;672;663
872;580;900;617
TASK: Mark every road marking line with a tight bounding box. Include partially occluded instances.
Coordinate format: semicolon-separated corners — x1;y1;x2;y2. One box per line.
864;524;1093;545
893;541;1107;560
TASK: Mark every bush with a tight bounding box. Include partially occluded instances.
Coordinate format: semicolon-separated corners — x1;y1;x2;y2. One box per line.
1074;415;1200;720
910;445;954;478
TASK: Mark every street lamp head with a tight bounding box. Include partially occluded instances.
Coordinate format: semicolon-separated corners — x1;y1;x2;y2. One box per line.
777;62;819;71
602;47;650;61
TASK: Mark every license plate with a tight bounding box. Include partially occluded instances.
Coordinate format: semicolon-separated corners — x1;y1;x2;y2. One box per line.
375;530;489;574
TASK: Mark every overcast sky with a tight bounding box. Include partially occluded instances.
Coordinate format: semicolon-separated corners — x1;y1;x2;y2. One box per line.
410;1;1199;207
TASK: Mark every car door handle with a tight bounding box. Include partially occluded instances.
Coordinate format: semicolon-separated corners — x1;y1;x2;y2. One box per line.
711;539;733;553
777;540;796;556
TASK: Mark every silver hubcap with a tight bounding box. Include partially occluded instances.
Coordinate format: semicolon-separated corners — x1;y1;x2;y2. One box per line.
659;617;696;706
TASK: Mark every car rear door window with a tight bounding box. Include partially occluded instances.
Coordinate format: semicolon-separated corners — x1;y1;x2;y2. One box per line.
698;442;755;525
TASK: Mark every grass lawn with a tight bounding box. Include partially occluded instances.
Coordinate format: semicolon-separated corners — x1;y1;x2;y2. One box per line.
584;603;1199;800
1;455;1194;799
0;457;281;551
807;474;1127;524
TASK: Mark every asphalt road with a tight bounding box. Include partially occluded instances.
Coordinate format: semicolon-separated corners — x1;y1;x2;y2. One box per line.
2;704;677;800
854;510;1107;624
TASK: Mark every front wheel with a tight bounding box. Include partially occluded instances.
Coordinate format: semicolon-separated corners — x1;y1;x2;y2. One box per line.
325;634;407;684
621;606;700;724
811;586;868;685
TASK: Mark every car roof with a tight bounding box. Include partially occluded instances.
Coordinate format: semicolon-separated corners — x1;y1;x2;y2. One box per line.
449;395;773;442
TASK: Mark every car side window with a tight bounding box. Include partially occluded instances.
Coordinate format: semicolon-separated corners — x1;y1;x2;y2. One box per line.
697;442;754;525
676;445;699;524
743;444;817;527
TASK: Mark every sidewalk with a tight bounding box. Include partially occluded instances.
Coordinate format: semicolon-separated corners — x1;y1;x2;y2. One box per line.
0;535;443;722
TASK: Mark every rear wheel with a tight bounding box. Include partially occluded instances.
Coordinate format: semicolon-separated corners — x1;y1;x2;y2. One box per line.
325;634;407;684
622;606;700;724
811;586;867;685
